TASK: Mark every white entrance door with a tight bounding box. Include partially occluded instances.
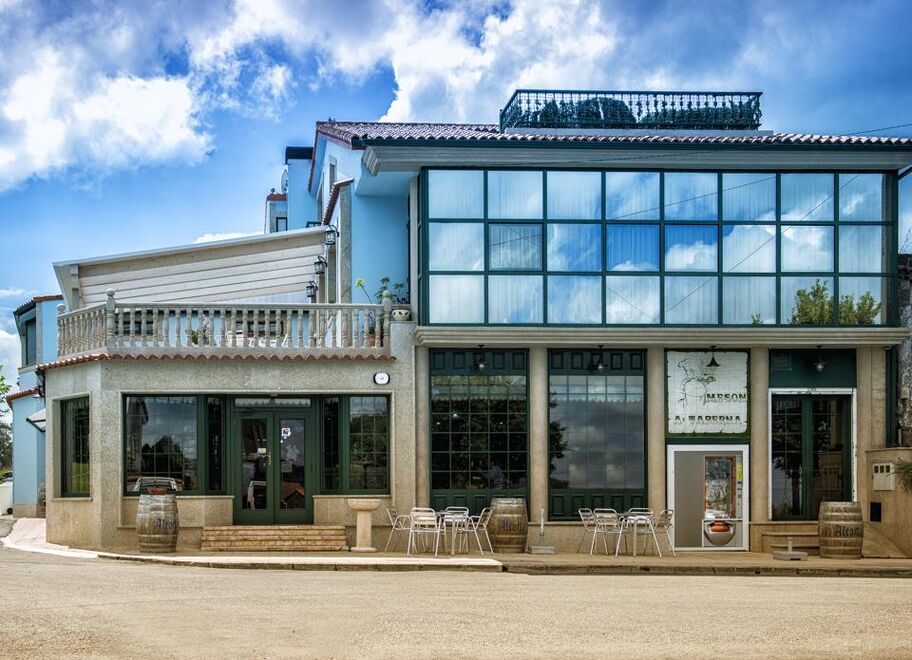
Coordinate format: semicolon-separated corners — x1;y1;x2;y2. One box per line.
667;444;750;551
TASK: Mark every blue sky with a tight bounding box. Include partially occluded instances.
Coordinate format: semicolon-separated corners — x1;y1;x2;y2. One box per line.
1;0;911;384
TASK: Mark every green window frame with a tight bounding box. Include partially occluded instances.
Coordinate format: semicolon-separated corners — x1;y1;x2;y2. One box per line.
61;396;90;497
320;395;390;495
122;394;225;496
547;350;647;519
420;168;896;327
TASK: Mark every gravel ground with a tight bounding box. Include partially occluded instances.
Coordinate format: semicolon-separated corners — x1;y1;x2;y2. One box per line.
1;546;911;659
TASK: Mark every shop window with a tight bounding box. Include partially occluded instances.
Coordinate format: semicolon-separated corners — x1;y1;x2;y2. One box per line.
348;397;389;491
320;396;389;494
61;397;90;496
430;349;528;511
548;350;646;518
124;396;197;493
322;397;340;491
206;397;223;492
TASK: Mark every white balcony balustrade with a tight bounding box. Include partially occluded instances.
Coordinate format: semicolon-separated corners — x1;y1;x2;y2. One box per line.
56;290;394;358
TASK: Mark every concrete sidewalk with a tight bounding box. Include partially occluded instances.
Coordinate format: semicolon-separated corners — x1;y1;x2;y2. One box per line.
4;518;911;576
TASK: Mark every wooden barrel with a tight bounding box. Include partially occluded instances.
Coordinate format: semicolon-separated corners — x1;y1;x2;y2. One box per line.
137;493;179;553
489;497;528;553
818;501;863;559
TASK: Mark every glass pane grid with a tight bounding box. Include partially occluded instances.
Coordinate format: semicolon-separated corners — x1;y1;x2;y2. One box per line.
424;169;892;326
431;374;528;491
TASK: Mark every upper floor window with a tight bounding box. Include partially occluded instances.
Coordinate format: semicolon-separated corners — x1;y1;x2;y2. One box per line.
422;169;893;327
21;318;36;366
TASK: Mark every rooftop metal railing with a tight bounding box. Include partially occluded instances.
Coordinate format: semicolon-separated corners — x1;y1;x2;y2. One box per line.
499;89;762;131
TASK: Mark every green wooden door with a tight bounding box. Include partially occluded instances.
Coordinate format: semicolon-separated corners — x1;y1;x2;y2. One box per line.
770;395;852;520
233;409;316;524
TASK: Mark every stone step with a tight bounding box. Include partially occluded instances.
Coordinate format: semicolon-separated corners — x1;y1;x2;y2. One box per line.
199;524;348;552
201;543;347;552
201;530;346;539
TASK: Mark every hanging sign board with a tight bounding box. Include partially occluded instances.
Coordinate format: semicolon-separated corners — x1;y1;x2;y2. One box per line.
667;350;749;434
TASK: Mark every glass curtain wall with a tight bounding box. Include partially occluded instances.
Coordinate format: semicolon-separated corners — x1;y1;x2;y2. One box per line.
424;169;891;326
548;350;646;519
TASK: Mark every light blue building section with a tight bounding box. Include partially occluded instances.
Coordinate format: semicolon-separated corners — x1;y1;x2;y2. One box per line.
284;138;411;303
10;296;61;515
11;395;45;511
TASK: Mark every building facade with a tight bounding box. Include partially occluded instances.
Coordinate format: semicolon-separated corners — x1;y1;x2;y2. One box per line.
17;90;912;554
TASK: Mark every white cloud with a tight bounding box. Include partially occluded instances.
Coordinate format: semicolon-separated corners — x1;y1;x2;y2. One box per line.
193;231;260;244
0;287;29;298
665;240;717;271
3;0;911;193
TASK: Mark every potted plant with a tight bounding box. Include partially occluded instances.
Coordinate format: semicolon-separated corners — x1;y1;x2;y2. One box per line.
356;277;410;330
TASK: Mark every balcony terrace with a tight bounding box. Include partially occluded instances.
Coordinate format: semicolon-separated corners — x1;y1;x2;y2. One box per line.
56;290;396;359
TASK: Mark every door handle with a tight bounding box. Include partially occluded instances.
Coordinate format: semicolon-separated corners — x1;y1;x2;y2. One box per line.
266;451;272;466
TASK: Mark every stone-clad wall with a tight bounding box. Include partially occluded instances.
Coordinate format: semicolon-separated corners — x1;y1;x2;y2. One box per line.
44;321;417;551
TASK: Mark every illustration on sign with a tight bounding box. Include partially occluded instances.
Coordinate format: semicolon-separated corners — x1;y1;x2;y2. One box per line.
667;350;748;434
281;427;292;438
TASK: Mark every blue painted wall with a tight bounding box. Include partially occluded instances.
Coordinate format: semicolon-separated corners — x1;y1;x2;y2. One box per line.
11;395;44;507
38;298;59;363
286;158;316;229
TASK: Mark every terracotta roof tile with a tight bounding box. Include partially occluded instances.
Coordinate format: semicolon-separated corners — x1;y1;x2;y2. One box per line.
37;351;394;373
315;121;912;148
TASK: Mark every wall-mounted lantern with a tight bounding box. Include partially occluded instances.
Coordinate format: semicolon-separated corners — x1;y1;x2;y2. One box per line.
314;255;327;276
323;226;337;247
305;280;318;300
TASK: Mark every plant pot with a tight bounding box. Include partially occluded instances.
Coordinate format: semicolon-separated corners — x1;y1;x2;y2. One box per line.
391;309;411;322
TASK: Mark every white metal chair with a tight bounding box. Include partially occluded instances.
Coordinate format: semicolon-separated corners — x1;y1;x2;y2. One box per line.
466;507;494;555
577;508;596;553
619;507;662;557
407;507;444;557
591;508;624;556
384;506;412;552
654;509;676;557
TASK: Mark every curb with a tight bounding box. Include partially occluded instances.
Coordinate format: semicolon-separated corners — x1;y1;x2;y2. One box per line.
501;562;912;579
97;552;504;572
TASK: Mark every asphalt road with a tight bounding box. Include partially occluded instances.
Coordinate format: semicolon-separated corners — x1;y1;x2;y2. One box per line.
1;547;910;659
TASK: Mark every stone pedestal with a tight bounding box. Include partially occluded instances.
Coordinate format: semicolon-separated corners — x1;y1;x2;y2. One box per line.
348;498;382;552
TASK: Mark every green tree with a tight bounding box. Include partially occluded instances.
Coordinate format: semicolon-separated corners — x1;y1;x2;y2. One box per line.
789;279;833;324
838;292;882;325
0;366;10;476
